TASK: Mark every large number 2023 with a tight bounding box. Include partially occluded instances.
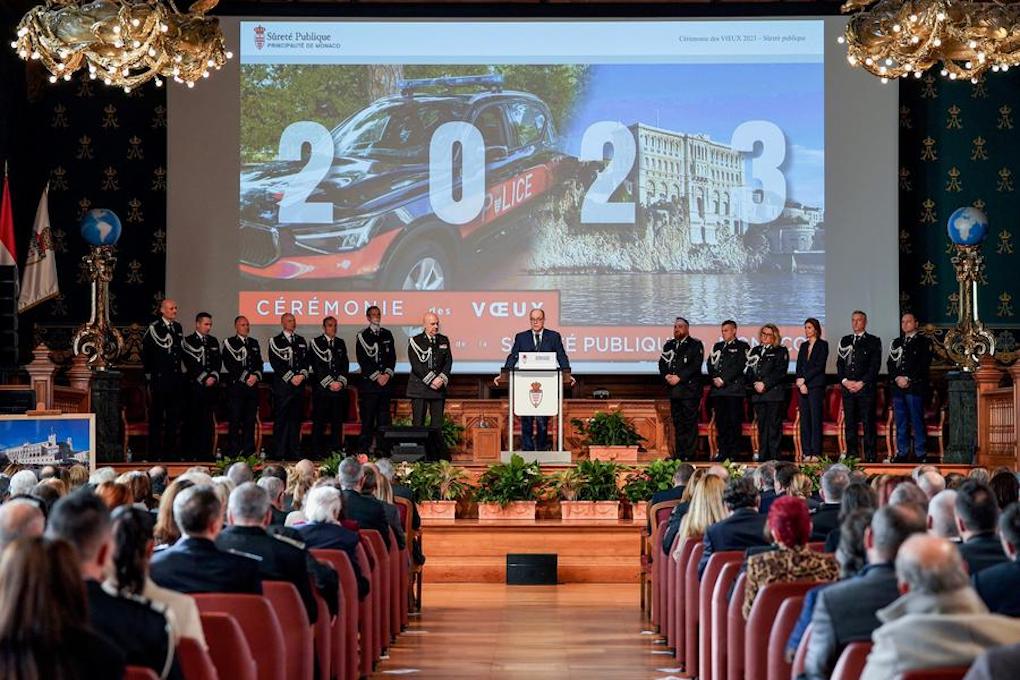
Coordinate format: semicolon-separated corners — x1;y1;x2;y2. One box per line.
274;119;787;226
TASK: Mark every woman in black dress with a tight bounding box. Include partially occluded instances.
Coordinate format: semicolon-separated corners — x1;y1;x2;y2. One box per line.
795;317;829;461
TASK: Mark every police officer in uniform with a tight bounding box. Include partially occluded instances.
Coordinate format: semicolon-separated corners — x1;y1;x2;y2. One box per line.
310;316;350;456
836;310;883;462
407;312;453;429
269;313;309;459
745;323;790;461
142;298;184;459
181;312;221;458
222;315;263;457
658;316;704;460
355;305;396;453
708;319;750;461
888;312;933;462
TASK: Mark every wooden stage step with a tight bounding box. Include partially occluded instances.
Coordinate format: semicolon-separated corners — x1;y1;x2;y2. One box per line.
421;519;643;584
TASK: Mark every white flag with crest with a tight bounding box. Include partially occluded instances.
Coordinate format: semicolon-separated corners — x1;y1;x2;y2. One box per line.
18;183;59;312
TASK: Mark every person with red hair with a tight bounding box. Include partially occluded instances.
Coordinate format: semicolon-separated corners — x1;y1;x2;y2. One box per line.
743;495;839;618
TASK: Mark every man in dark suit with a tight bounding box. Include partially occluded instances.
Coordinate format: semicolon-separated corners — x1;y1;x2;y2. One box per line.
804;503;926;680
355;305;397;453
836;310;883;462
217;483;321;624
143;297;184;458
269;312;309;459
310;316;350;455
221;315;263;457
47;491;181;680
956;480;1009;575
811;466;850;541
707;319;750;462
888;313;934;462
297;484;371;600
698;477;768;578
496;308;572;451
407;312;453;431
150;485;262;594
659;317;705;460
338;456;393;549
964;642;1020;680
755;461;778;516
181;312;221;458
651;462;696;507
257;476;289;526
973;503;1020;617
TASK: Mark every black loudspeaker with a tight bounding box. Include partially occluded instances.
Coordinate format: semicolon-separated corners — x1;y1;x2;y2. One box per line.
0;266;17;369
0;388;35;414
506;554;557;585
377;426;448;461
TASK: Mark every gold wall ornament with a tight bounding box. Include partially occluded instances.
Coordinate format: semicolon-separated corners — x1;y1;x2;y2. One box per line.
72;245;125;369
11;0;233;91
943;245;995;371
841;0;1020;83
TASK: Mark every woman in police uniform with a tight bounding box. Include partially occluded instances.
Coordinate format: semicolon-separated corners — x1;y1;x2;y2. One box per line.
746;323;790;461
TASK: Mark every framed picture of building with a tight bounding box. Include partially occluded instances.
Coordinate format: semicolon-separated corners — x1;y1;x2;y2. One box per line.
0;414;96;472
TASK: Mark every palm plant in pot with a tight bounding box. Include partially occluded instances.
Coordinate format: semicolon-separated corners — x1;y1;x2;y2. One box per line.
404;461;471;520
554;459;622;520
622;458;681;521
571;410;644;462
474;453;546;520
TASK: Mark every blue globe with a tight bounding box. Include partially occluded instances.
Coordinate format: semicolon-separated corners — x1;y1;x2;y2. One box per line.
947;206;989;246
80;209;122;247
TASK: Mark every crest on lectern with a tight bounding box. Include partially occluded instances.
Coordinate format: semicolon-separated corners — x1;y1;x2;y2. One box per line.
529;382;544;408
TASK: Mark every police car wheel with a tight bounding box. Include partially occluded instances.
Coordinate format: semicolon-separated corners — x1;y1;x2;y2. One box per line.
384;242;452;291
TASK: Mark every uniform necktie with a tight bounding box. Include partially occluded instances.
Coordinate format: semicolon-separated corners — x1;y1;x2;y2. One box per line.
534;333;541;349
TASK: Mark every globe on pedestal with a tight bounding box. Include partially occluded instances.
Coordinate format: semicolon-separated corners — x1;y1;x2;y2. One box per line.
947;206;989;246
80;209;123;246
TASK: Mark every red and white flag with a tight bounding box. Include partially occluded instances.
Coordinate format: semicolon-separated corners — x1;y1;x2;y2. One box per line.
19;183;59;312
0;166;16;270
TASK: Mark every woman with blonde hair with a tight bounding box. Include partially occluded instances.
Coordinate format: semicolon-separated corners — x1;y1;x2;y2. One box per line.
660;468;707;555
362;464;406;549
788;473;819;510
673;474;728;559
745;323;790;461
153;478;195;546
286;459;317;512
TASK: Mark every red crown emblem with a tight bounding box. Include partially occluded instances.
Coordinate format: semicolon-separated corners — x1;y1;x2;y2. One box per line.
529;381;543;408
254;25;266;50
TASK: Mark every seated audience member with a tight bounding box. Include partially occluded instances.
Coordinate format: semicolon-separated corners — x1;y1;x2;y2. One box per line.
661;468;707;555
46;491;180;679
30;480;63;515
96;481;133;510
772;462;799;500
824;482;879;552
756;461;779;516
972;503;1020;617
963;642;1020;680
789;473;819;510
803;503;926;680
0;537;126;679
153;478;194;547
861;534;1020;680
377;457;425;565
148;466;169;497
285;460;318;514
258;475;289;526
9;469;37;497
210;477;235;509
812;467;849;541
877;475;913;506
698;476;768;578
652;462;696;506
743;496;838;618
67;463;89;491
108;506;207;649
0;498;45;550
339;456;394;549
297;485;370;599
917;470;947;501
969;467;991;484
671;474;727;558
119;470;157;510
956;480;1009;575
888;479;929;509
928;489;961;542
988;472;1019;510
150;485;262;594
89;467;118;486
226;461;255;488
362;463;406;550
217;483;321;623
945;472;967;490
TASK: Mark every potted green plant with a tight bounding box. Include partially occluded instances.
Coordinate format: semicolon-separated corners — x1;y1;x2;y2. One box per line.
213;453;263;476
474;453;545;520
622;458;681;520
571;410;644;462
405;461;471;520
556;459;622;520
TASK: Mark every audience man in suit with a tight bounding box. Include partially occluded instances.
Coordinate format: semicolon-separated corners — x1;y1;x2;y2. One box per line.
917;470;947;500
47;491;181;680
955;480;1008;575
651;463;696;507
811;466;849;541
338;456;393;549
964;642;1020;680
698;476;768;578
928;489;962;542
216;483;321;624
0;497;45;550
755;461;778;516
972;503;1020;617
803;503;926;680
860;534;1020;680
258;476;289;527
297;485;371;599
150;485;262;594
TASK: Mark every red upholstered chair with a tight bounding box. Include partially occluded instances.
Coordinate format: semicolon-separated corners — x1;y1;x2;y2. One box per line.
746;582;825;680
899;669;971;680
342;386;362;440
682;541;706;677
791;624;813;680
198;612;259;680
362;530;391;654
699;385;717;457
393;496;416;619
312;590;331;680
125;668;159;680
698;551;743;680
742;399;759;454
263;581;314;680
121;382;149;455
781;387;802;461
830;641;872;680
667;535;698;659
311;549;359;680
194;595;285;680
256;384;274;455
385;528;402;642
648;500;680;628
821;386;842;454
924;389;947;459
356;541;380;674
177;636;220;680
726;573;748;680
665;533;682;648
766;595;803;680
211;397;231;458
712;562;742;680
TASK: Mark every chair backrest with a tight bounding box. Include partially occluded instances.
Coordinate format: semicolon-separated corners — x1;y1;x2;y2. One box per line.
311;548;359;680
262;581;314;680
683;541;706;671
699;384;712;420
785;387;800;421
712;561;742;680
766;596;803;680
199;612;258;680
726;572;748;680
899;670;971;680
345;386;359;421
746;581;825;680
830;641;872;680
669;535;699;655
393;496;414;541
357;538;383;666
312;589;331;680
791;623;812;680
361;530;391;652
194;595;285;680
125;668;160;680
177;636;221;680
699;550;743;680
650;500;681;534
823;386;842;423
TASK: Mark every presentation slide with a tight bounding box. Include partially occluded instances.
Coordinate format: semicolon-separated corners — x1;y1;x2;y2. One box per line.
168;18;898;373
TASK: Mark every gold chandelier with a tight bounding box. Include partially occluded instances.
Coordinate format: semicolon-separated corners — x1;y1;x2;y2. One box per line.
11;0;233;91
840;0;1020;83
